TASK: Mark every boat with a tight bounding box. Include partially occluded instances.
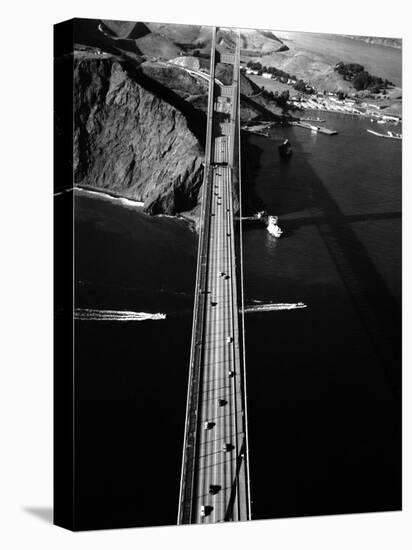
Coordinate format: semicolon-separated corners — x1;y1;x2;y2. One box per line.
266;215;283;238
388;130;402;139
278;139;292;158
366;129;402;140
377;119;386;124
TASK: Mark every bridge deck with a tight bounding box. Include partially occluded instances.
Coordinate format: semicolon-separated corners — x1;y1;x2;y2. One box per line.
178;28;250;525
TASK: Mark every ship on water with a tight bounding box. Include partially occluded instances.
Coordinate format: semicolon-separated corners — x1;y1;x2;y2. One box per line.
278;138;292;158
266;215;283;237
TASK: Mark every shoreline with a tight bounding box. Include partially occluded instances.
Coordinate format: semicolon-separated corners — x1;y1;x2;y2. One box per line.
299;105;401;120
67;184;201;232
290;96;402;122
55;184;145;206
72;185;145;206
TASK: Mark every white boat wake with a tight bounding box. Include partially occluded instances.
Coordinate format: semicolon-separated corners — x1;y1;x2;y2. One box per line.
75;308;166;321
243;302;307;313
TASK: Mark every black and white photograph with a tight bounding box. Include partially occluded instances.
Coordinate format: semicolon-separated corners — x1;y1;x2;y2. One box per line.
53;16;403;531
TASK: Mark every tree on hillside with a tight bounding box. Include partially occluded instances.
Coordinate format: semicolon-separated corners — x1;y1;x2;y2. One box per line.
277;90;290;107
294;80;307;93
353;70;371;91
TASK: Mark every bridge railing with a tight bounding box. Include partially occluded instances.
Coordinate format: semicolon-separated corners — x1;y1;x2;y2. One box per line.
235;31;252;519
177;26;217;525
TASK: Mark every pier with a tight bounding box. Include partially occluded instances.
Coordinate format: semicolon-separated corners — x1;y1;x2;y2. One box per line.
291;121;338;135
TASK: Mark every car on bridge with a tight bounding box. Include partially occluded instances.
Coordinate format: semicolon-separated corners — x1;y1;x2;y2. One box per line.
200;505;213;517
209;484;222;495
204;421;215;430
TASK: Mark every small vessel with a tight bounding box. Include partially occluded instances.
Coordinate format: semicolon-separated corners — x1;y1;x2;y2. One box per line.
366;129;402;139
278;139;292;158
266;215;283;238
377;119;386;124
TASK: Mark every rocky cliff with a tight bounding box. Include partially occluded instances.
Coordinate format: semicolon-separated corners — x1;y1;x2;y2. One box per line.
74;55;205;215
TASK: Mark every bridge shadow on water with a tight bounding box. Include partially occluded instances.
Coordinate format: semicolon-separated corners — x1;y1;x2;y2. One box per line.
72;129;401;529
241;133;401;520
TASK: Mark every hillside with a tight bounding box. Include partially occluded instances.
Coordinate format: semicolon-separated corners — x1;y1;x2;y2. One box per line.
74;55;206;216
101;20;150;39
145;22;202;44
135;32;183;59
238;29;286;54
242;30;402;94
69;18;291;219
271;31;401;90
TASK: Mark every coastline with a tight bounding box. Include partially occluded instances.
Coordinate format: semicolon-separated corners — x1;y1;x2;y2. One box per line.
292;96;402;121
70;184;201;233
72;185;145;207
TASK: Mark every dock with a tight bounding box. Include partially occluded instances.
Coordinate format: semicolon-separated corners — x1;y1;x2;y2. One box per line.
291;121;337;135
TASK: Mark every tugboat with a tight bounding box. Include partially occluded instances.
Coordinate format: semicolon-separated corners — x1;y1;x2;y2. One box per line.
266;215;283;238
278;139;292;158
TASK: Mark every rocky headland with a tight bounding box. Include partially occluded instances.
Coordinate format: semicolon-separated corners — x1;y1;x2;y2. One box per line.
70;19;284;219
74;56;206;216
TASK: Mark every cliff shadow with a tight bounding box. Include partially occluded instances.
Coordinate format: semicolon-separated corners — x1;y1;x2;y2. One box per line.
73;18;208;149
121;62;207;150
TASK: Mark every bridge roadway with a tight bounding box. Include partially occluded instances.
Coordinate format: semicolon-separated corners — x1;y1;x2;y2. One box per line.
178;28;251;525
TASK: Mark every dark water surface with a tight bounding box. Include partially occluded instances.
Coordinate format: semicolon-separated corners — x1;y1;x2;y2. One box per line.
243;112;401;520
73;111;401;528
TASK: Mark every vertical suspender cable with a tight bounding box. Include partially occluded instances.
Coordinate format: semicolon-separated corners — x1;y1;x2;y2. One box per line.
237;29;252;521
